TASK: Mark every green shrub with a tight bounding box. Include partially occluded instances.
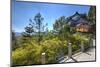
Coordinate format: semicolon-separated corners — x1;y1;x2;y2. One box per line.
12;33;91;65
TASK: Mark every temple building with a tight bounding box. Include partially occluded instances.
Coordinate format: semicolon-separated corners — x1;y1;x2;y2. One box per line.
67;12;94;33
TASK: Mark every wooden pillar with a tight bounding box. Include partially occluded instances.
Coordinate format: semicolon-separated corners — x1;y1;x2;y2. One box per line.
41;52;45;64
90;39;93;47
93;39;95;47
68;43;72;58
90;39;95;47
81;41;84;52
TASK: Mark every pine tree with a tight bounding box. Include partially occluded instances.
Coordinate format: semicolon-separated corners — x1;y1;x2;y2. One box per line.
88;6;96;24
22;13;47;45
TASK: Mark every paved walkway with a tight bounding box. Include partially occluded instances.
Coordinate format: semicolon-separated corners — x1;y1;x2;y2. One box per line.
59;47;96;63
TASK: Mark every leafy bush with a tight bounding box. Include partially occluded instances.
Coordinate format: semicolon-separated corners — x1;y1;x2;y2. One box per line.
12;42;43;65
12;37;68;65
71;33;90;51
42;37;68;63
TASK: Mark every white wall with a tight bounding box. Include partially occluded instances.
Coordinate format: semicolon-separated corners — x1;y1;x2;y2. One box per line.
17;0;96;5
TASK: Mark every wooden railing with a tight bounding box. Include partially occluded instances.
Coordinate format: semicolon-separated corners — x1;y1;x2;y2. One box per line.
40;39;95;64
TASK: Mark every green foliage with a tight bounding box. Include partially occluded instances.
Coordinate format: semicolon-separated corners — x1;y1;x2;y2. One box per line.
30;13;48;43
12;43;43;65
21;22;34;45
23;24;34;37
53;16;66;31
12;37;68;65
42;37;68;63
12;13;93;65
12;31;18;50
53;16;75;42
71;33;90;51
88;6;96;24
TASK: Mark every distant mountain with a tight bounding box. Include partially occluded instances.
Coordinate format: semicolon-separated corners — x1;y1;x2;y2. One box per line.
15;32;22;37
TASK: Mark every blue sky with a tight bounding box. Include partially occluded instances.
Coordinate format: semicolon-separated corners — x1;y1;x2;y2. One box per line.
12;0;90;32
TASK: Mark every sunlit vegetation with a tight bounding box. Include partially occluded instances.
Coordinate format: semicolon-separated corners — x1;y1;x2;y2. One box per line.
12;6;96;65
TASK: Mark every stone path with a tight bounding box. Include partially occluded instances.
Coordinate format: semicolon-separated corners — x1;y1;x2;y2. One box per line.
59;47;96;63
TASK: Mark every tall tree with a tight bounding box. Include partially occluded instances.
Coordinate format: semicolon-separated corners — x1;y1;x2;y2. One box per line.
53;16;66;32
22;23;34;37
53;16;71;40
88;6;96;24
88;6;96;37
29;13;47;44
